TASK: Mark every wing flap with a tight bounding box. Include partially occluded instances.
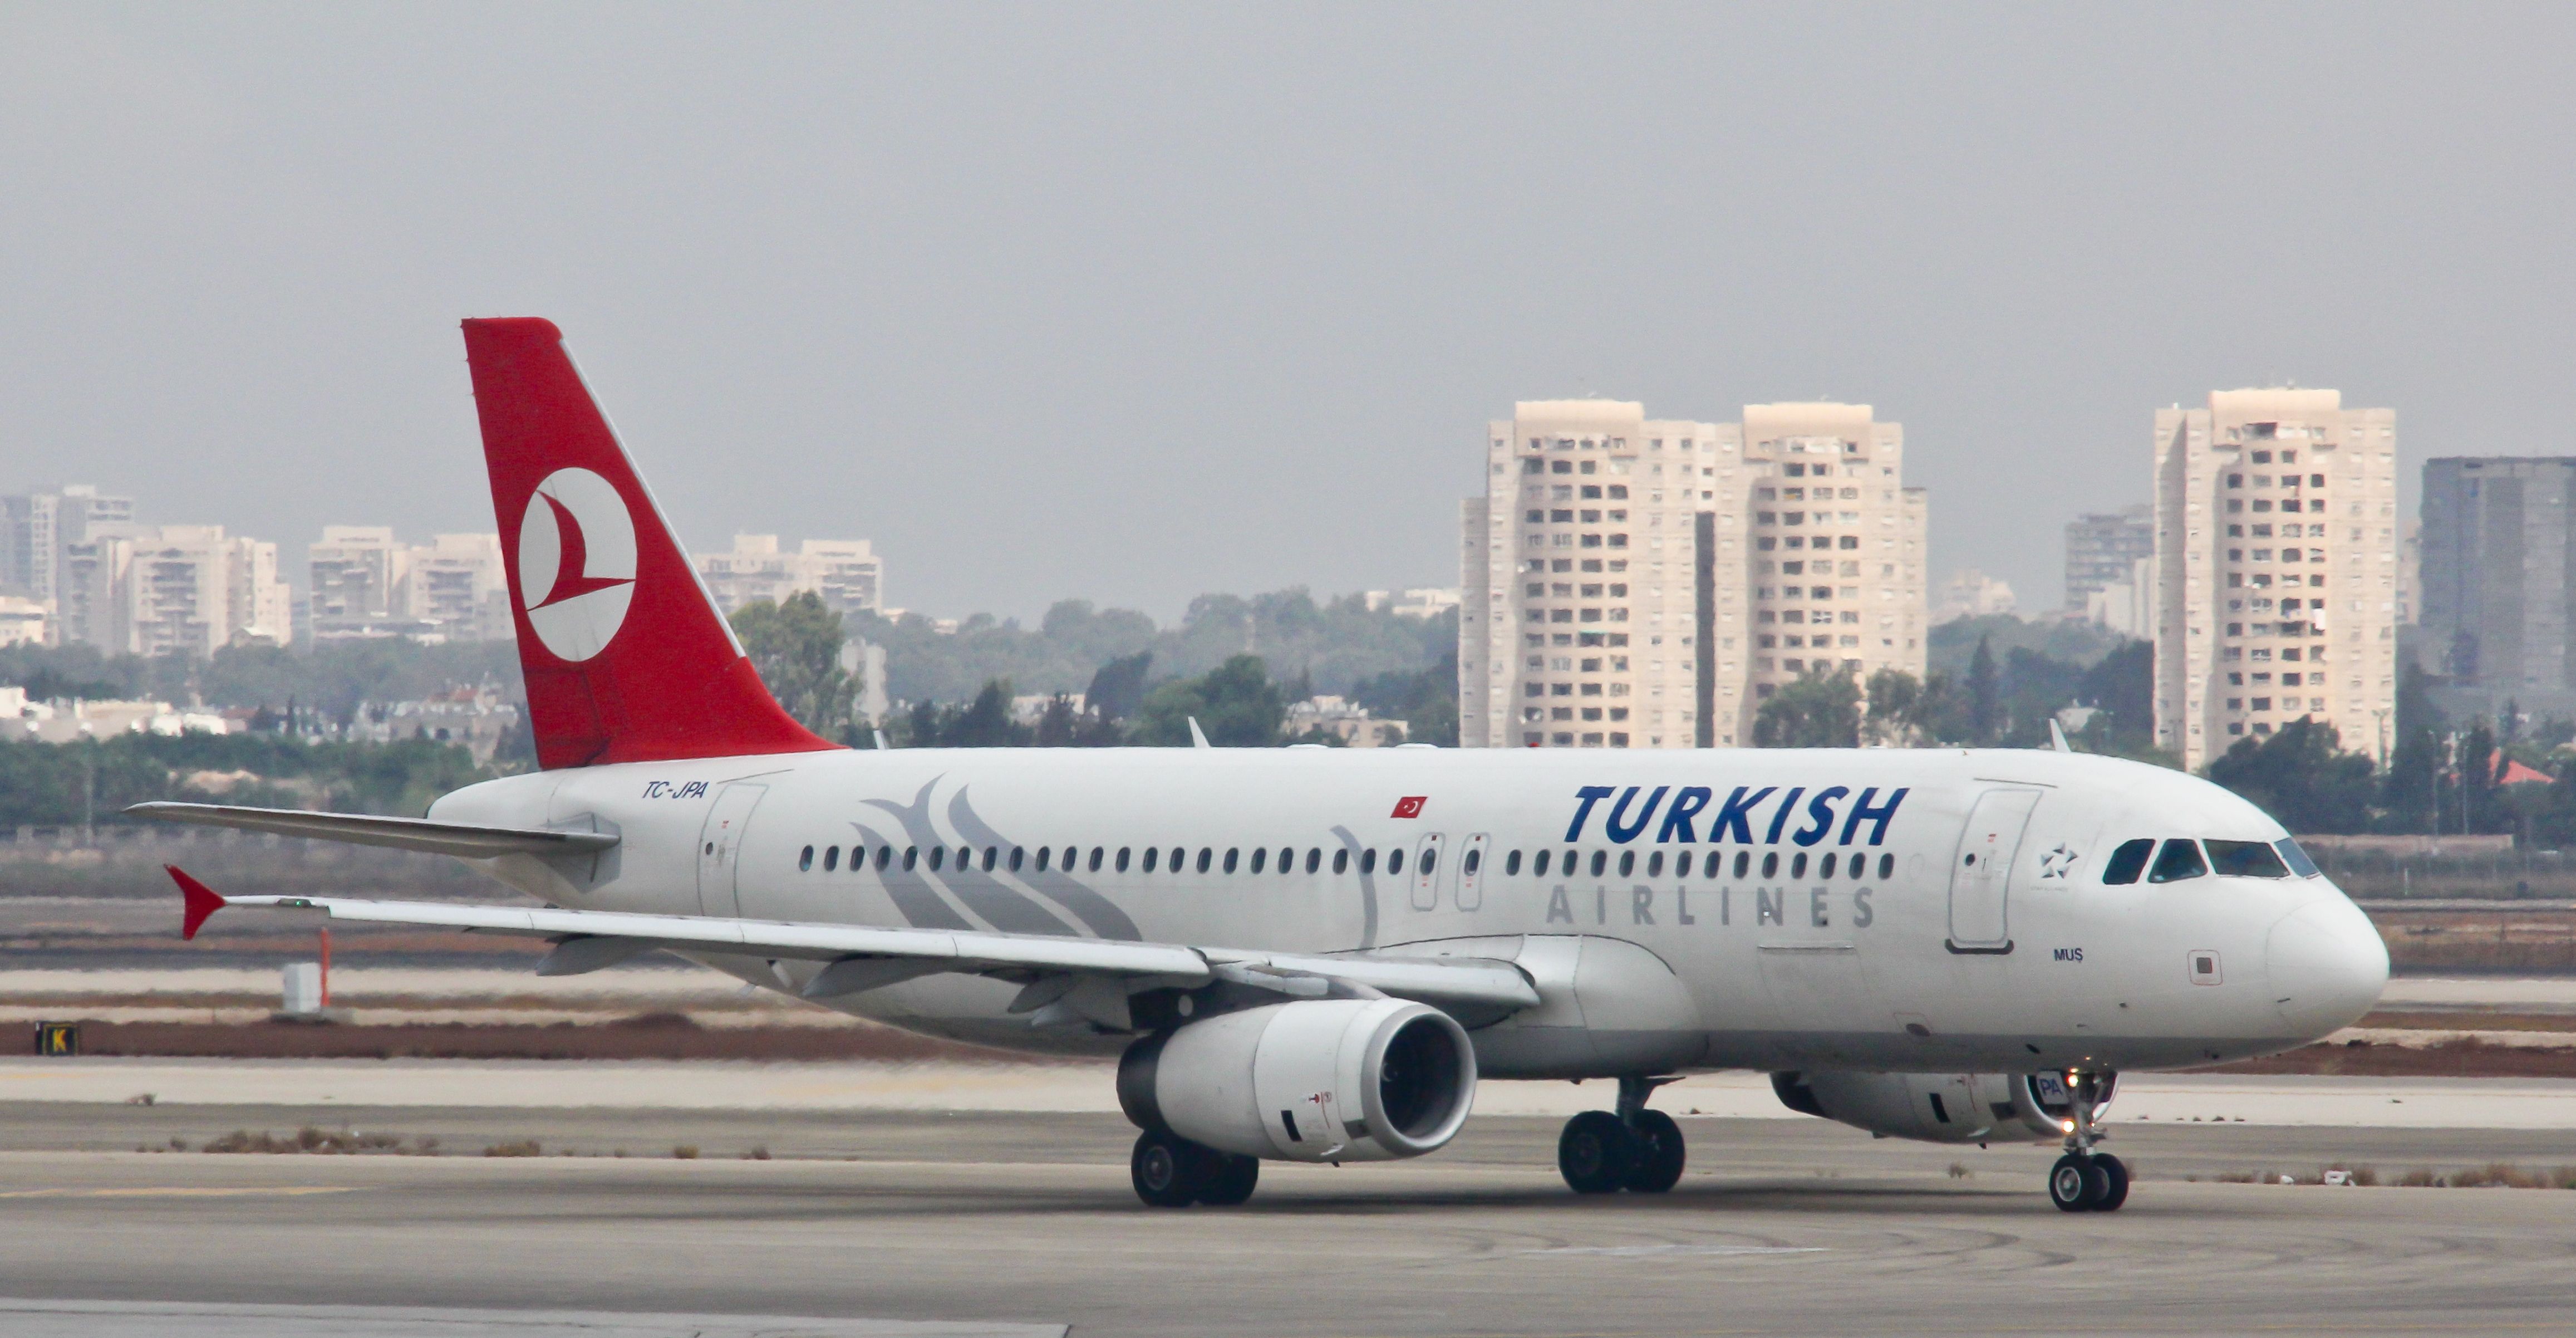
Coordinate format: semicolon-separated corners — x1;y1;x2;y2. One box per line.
128;802;618;858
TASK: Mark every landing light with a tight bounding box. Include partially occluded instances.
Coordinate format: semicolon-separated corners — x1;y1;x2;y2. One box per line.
2060;1120;2076;1133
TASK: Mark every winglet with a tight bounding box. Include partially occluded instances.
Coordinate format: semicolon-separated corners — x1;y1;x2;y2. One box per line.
1188;717;1212;749
2047;719;2073;754
168;865;227;940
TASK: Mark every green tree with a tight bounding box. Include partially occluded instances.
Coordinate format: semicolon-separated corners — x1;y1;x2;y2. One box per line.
1754;665;1862;748
728;592;854;737
1131;655;1287;746
942;680;1029;747
1965;635;2000;743
2204;719;2376;834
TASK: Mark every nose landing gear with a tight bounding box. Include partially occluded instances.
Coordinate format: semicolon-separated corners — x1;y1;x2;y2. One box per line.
2047;1070;2128;1213
1557;1075;1687;1195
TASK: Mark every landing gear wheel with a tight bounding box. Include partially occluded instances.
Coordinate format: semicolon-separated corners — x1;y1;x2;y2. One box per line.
1131;1129;1208;1208
1198;1152;1260;1207
2048;1153;2109;1212
1623;1110;1686;1194
1559;1110;1636;1194
2090;1154;2129;1212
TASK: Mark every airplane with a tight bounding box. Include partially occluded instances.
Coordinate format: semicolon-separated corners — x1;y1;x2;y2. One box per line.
141;317;2390;1213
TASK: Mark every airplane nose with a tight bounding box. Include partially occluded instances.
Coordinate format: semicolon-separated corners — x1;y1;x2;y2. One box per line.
2264;896;2389;1040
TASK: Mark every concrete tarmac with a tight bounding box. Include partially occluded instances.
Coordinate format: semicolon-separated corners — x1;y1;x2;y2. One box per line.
2;1110;2573;1336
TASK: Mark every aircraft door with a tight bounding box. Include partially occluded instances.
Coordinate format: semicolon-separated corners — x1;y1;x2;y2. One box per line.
696;782;767;917
1947;788;2041;953
1456;833;1490;911
1409;832;1447;911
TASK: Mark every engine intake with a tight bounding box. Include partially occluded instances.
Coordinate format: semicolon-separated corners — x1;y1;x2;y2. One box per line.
1119;998;1476;1163
1771;1070;2117;1144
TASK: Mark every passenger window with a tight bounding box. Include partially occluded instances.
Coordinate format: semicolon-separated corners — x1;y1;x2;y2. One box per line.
1088;847;1104;872
1589;850;1606;877
1760;851;1778;878
1818;852;1836;878
1617;850;1634;877
1333;849;1350;874
1876;852;1892;879
1704;851;1723;879
2205;839;2290;878
1733;851;1750;878
1645;851;1661;878
877;846;893;871
2101;838;2155;885
981;846;997;872
1222;848;1238;874
903;846;918;871
1420;849;1437;874
1007;847;1023;873
2275;837;2320;878
1791;852;1807;878
1194;847;1212;874
799;845;814;872
1035;847;1051;873
1143;847;1158;873
1464;849;1480;875
1168;846;1183;871
1064;846;1079;870
823;845;839;872
957;846;971;870
1506;850;1522;876
1360;849;1378;875
1115;847;1131;873
1306;847;1322;874
1533;850;1551;876
2147;839;2208;884
928;847;947;871
1250;847;1266;874
1279;846;1294;875
1389;849;1405;876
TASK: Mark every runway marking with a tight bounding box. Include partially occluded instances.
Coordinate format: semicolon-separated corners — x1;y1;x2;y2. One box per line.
0;1196;366;1206
1521;1244;1827;1258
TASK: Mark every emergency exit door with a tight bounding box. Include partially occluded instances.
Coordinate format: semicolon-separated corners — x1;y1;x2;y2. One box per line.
696;782;766;917
1947;788;2040;953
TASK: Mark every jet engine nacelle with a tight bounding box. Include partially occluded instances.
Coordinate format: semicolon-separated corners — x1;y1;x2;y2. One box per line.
1771;1070;2118;1144
1118;998;1477;1163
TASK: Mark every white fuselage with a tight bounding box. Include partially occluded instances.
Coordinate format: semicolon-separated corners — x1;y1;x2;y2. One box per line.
430;745;2388;1078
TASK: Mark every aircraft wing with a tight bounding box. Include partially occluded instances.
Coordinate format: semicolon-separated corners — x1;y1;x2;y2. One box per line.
163;867;1540;1016
129;802;618;859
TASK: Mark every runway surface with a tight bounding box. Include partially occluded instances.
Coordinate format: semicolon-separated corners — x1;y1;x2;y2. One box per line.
3;1109;2573;1336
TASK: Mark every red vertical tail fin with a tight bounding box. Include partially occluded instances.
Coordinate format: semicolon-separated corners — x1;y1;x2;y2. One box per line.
462;318;838;769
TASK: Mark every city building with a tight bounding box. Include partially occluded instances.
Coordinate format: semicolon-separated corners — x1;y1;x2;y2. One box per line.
124;526;291;656
0;485;134;612
2083;555;2154;639
0;596;46;646
1458;399;1926;750
1931;568;2018;623
697;535;885;620
1364;588;1462;620
1285;695;1410;747
2418;457;2576;722
2151;388;2401;770
307;527;509;643
2065;505;2154;614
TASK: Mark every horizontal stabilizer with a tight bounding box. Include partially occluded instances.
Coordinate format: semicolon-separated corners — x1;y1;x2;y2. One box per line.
127;802;618;859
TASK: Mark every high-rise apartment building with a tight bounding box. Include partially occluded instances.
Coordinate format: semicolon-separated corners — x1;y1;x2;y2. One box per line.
2;484;136;615
398;533;509;640
697;535;885;619
307;527;506;643
308;526;403;635
2064;505;2154;614
1459;400;1925;750
2418;457;2576;719
119;526;292;656
2151;389;2400;770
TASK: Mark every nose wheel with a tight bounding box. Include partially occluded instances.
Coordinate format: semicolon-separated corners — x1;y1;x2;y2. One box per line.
1557;1075;1686;1195
2047;1070;2128;1212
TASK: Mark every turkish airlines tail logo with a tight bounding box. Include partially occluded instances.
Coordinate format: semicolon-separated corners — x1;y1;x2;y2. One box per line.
517;467;637;662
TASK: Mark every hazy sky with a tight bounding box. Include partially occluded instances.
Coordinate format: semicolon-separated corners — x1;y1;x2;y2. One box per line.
4;4;2571;623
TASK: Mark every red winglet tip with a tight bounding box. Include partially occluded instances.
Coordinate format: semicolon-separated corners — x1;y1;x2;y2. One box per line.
168;865;226;940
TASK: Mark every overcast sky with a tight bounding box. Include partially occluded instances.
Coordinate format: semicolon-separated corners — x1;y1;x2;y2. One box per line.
4;4;2570;623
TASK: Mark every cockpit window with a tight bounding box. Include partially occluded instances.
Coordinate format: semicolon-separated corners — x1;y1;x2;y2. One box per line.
2100;838;2155;885
2274;837;2321;878
2147;839;2207;884
2206;839;2290;878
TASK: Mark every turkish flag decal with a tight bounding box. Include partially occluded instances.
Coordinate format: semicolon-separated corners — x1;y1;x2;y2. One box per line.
1391;796;1427;819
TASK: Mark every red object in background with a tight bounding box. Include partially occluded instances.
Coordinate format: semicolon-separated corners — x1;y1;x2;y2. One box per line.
1391;796;1427;819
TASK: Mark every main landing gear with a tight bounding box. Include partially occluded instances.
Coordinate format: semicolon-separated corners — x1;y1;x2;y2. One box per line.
1557;1075;1686;1195
2046;1070;2128;1213
1130;1128;1260;1208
